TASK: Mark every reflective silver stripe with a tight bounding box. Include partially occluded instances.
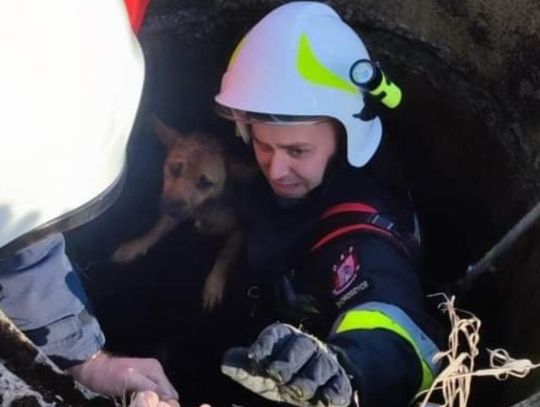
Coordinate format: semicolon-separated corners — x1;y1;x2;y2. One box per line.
332;301;442;375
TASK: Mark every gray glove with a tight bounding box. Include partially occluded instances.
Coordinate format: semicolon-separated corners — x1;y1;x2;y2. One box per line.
221;323;352;407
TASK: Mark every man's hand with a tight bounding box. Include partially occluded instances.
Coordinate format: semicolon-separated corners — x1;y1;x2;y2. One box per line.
221;323;352;407
131;392;180;407
130;391;212;407
68;351;178;400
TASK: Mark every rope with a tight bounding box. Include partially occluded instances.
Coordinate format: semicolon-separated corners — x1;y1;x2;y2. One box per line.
417;294;540;407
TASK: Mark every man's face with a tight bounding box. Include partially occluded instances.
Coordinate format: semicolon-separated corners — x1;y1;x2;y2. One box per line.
251;120;338;199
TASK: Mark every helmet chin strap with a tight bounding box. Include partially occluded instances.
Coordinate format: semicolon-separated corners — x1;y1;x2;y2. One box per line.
313;148;350;198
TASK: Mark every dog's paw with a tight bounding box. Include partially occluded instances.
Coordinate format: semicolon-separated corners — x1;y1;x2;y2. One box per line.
111;239;149;263
202;269;227;311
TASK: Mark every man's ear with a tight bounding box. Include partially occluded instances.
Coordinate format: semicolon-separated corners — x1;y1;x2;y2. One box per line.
151;114;184;149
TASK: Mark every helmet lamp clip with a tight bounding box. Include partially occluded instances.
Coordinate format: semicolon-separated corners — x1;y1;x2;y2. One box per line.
349;59;403;110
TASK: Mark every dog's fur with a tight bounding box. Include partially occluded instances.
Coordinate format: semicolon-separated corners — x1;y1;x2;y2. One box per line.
112;115;249;310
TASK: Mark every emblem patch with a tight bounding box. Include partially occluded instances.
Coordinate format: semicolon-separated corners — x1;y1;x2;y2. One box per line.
332;246;360;296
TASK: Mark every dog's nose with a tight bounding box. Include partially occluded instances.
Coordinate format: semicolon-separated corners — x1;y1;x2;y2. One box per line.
160;197;188;221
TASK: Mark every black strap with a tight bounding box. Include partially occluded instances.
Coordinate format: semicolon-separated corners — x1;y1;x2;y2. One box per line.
310;203;419;261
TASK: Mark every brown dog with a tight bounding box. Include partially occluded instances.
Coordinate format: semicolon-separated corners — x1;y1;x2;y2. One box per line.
112;115;247;311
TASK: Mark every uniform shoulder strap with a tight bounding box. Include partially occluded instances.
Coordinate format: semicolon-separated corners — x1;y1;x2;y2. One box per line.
310;202;419;260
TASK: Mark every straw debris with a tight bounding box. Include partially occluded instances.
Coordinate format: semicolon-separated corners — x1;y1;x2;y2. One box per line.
417;294;540;407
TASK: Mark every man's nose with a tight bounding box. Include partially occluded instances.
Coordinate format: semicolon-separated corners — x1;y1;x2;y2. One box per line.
268;152;290;180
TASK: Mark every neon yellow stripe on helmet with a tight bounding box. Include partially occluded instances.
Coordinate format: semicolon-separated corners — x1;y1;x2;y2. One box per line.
297;33;359;94
336;309;435;392
228;35;247;68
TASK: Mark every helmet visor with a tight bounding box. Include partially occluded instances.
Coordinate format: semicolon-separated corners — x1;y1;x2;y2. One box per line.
216;104;328;125
216;104;330;142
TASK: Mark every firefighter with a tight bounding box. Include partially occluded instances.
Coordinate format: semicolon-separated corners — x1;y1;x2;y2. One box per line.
215;3;441;406
0;0;178;403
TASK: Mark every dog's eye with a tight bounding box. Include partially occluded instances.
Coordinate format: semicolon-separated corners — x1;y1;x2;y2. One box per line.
196;175;214;190
170;163;183;178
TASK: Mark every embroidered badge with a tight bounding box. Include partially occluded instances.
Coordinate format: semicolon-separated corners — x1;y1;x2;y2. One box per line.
332;246;360;296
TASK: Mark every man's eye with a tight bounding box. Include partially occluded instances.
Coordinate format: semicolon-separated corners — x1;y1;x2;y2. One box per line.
288;148;307;158
196;175;214;190
170;163;183;178
254;139;272;153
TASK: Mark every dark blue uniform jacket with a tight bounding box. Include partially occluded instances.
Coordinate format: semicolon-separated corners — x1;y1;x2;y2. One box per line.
236;157;442;407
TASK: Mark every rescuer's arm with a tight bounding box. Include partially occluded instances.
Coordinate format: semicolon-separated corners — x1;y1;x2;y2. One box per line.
0;233;178;400
221;236;440;407
320;236;441;406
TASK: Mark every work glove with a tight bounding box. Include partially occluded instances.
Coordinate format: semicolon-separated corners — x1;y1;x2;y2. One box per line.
68;351;179;400
221;323;353;407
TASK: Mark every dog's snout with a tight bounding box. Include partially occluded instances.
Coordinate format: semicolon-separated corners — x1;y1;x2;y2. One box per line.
160;197;189;221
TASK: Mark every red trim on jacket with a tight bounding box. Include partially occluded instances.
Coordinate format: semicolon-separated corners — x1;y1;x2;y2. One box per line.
321;203;378;219
311;224;394;251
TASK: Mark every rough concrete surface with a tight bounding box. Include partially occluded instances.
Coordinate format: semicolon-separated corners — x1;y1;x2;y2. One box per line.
0;309;112;406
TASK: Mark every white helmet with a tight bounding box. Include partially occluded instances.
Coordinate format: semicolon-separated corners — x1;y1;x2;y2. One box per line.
0;0;144;256
215;1;382;168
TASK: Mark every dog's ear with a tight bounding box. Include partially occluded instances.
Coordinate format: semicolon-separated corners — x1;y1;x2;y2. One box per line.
151;114;183;149
227;157;259;181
